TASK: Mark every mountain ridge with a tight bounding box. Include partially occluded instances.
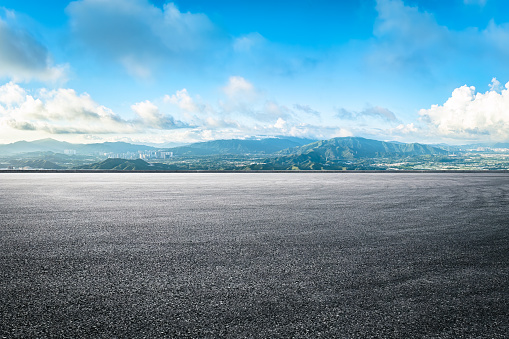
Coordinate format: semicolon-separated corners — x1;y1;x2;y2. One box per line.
0;138;157;155
0;137;316;156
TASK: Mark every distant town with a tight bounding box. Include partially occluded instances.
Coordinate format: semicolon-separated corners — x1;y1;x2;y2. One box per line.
63;149;174;160
1;137;509;171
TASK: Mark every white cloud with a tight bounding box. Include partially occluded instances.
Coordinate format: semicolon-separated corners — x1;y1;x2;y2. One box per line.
0;82;185;135
163;89;200;113
332;128;354;138
159;78;352;142
218;76;295;121
66;0;225;78
0;12;67;82
268;117;349;140
204;117;240;129
263;101;293;119
0;84;133;134
222;76;257;100
393;123;418;134
0;81;26;106
131;100;180;129
489;77;502;92
273;117;287;130
419;80;509;141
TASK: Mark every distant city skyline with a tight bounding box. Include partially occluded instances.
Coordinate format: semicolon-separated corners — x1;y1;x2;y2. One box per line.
2;0;509;145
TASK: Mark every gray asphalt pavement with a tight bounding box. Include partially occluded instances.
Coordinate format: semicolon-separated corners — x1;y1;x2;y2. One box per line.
1;173;508;338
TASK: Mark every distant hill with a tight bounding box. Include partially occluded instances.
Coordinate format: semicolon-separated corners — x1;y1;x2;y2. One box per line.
75;158;174;170
0;139;74;154
0;139;157;155
244;137;449;170
280;137;447;159
493;143;509;148
0;137;314;156
8;159;65;170
167;137;316;156
76;142;157;154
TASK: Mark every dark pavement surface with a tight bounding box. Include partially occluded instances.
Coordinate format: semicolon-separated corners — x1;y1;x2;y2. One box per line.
1;173;508;338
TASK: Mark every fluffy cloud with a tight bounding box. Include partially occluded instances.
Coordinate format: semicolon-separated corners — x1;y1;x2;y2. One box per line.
0;81;26;105
164;79;285;125
0;82;185;134
336;106;398;122
161;78;346;141
0;11;67;82
268;117;351;140
164;89;201;113
218;76;287;120
393;123;418;134
222;76;258;100
131;100;183;129
419;79;509;141
66;0;226;78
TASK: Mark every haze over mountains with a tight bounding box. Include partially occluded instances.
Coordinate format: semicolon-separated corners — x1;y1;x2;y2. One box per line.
0;137;446;158
3;136;509;171
0;137;315;156
0;139;157;155
71;137;449;171
0;136;463;171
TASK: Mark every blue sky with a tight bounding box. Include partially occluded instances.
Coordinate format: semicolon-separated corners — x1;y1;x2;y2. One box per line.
1;0;509;145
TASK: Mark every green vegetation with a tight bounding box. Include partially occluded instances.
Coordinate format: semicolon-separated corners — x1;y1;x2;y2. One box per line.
168;137;315;156
76;158;177;170
8;159;65;170
1;136;509;171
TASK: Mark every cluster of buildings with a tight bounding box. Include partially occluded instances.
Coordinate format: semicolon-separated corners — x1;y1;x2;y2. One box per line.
64;149;174;160
104;150;173;160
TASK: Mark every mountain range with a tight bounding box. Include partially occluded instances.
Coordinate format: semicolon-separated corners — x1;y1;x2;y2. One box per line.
279;137;447;159
0;136;485;170
0;138;157;155
0;136;452;158
168;137;316;156
76;158;175;171
0;137;317;156
242;137;449;170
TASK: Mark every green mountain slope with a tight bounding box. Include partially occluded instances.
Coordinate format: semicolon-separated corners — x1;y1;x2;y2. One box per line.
8;159;65;169
0;139;74;154
0;139;156;155
244;137;449;170
280;137;447;159
168;138;316;156
75;142;156;154
76;158;174;170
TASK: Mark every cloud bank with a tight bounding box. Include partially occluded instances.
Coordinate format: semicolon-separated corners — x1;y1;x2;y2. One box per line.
0;82;185;134
420;79;509;141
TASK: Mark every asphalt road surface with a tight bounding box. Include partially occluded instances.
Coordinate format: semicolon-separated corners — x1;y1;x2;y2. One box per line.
1;173;508;338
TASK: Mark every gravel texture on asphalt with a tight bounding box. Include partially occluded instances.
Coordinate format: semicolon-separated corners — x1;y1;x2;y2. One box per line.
1;173;508;338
